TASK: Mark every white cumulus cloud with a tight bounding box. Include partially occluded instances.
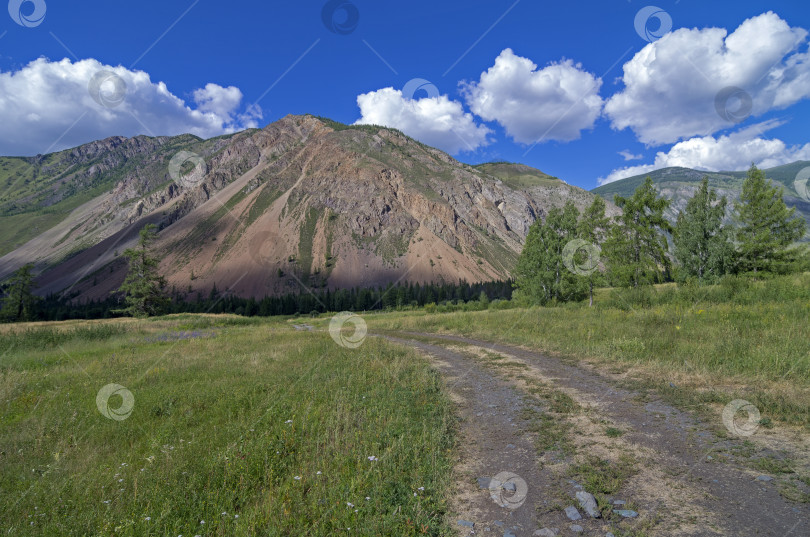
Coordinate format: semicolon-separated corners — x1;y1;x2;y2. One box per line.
354;87;491;154
619;150;643;161
0;58;262;156
604;12;810;146
462;48;603;144
598;121;810;185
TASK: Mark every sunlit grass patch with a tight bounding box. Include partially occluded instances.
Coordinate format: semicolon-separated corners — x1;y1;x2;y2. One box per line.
0;316;454;536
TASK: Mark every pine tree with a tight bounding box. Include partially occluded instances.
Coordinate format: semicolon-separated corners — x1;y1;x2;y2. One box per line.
114;224;169;317
578;196;611;306
672;178;734;282
605;177;672;287
514;201;586;304
734;165;806;274
0;264;38;322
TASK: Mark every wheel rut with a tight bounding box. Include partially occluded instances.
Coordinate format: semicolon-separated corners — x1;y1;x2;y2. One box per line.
382;335;550;536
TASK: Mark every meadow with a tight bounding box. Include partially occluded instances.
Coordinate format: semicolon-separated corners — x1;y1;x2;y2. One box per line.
0;315;453;536
356;273;810;429
2;273;809;535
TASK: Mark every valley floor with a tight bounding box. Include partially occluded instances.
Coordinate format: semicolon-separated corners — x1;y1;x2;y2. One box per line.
1;294;809;536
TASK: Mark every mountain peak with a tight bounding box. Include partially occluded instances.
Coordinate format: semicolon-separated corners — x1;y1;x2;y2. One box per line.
0;118;612;301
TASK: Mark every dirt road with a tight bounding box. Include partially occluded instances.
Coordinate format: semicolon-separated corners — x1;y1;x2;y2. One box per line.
381;331;809;537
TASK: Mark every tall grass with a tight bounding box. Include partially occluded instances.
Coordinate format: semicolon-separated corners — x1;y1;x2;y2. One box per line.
0;317;454;536
0;324;131;351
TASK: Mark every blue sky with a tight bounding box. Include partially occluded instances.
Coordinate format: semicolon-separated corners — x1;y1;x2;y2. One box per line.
1;0;809;190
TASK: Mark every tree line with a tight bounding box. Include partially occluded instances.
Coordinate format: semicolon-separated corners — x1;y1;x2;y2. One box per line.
514;165;807;306
0;225;513;323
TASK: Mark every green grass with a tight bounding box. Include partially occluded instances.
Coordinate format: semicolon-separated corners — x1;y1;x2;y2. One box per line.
0;315;454;536
752;456;795;475
474;162;560;189
359;273;810;428
568;454;638;495
298;207;320;278
246;185;283;227
526;413;576;456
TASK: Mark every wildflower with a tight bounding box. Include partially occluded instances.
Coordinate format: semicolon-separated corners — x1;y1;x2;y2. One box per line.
367;456;377;461
347;502;354;508
294;476;301;480
316;471;322;475
365;497;370;501
144;517;151;521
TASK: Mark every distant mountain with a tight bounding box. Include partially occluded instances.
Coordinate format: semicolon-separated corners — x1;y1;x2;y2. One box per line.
0;115;615;301
592;162;810;241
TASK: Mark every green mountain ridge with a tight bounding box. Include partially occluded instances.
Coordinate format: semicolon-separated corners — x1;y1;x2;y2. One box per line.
592;162;810;241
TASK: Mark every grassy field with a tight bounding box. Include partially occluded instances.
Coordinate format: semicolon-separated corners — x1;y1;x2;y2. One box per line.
0;315;453;536
2;273;809;535
355;273;810;430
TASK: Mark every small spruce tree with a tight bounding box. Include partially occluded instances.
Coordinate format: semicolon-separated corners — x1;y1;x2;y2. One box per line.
734;165;806;274
0;264;38;322
114;224;169;317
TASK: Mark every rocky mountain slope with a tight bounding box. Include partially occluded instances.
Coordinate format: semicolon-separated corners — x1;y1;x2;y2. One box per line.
0;115;615;301
592;163;810;241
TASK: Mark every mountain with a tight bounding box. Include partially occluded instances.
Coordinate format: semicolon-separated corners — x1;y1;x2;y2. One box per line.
0;115;614;301
592;163;810;241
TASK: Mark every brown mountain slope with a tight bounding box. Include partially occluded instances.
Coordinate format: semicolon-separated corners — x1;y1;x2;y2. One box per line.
1;115;616;300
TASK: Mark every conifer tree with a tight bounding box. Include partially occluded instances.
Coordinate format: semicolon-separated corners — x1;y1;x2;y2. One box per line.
604;177;672;287
672;178;734;282
734;165;806;274
0;264;38;322
114;224;169;317
578;196;611;306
